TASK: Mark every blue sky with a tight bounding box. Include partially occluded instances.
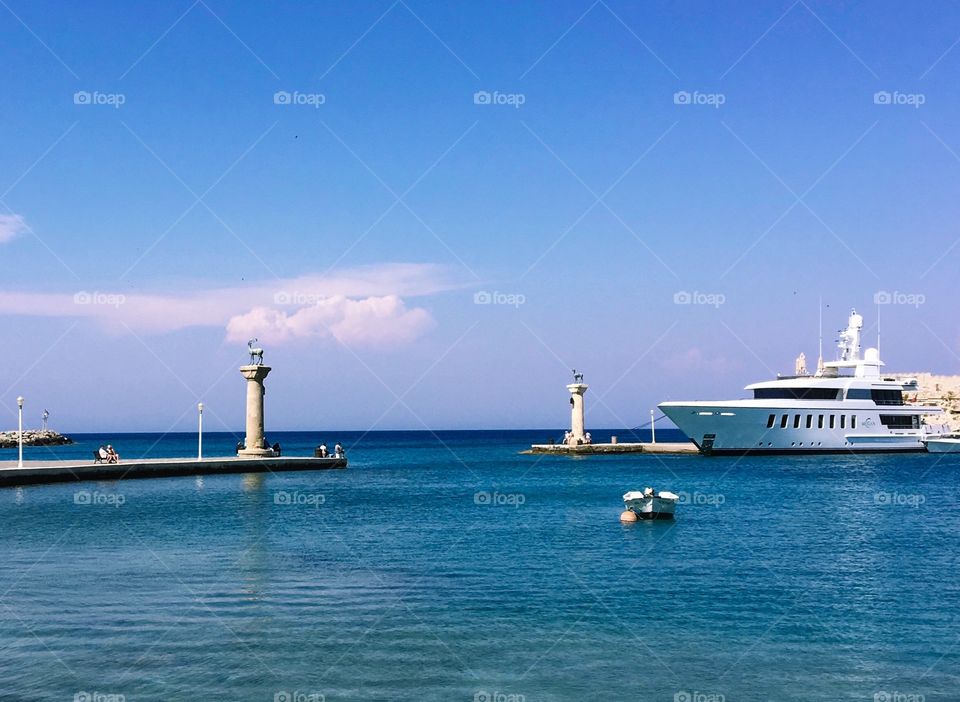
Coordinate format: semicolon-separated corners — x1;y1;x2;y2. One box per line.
2;0;960;433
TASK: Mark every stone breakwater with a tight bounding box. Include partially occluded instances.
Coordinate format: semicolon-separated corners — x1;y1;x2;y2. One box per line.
0;430;73;449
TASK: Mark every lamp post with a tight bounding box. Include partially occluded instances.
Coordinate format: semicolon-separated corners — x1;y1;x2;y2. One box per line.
197;402;204;460
650;408;656;444
17;396;24;468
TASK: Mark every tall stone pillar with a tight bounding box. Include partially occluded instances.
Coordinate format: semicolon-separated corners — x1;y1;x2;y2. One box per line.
567;382;588;444
239;364;272;457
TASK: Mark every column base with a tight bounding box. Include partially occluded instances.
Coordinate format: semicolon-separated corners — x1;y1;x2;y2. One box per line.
237;448;275;458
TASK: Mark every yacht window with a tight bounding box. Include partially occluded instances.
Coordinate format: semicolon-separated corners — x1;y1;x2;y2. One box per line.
880;415;920;429
766;414;775;428
818;414;824;429
805;415;812;429
793;414;801;429
780;414;788;428
871;389;905;406
754;388;842;400
851;415;857;429
846;388;871;400
840;415;846;429
829;415;836;429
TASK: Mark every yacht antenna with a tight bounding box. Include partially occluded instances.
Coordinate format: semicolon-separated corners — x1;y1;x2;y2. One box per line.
817;296;823;374
876;298;881;358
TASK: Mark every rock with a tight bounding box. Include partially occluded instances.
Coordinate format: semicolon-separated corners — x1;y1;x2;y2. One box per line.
0;430;73;449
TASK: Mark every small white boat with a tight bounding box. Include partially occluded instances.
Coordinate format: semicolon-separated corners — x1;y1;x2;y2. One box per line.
926;435;960;453
623;487;679;520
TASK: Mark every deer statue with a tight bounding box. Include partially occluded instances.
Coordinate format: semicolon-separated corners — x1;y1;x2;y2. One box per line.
572;369;584;384
248;338;264;365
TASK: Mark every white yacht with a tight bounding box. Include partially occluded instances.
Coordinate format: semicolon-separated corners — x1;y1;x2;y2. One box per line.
660;310;948;455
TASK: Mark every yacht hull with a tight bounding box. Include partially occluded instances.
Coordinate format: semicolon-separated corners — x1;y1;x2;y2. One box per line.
659;402;935;455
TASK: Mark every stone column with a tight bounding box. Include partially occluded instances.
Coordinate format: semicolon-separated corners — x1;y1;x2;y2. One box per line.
567;383;588;444
238;364;273;457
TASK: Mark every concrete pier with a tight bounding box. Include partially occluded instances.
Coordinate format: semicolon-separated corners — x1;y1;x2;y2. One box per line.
0;455;346;488
524;441;697;456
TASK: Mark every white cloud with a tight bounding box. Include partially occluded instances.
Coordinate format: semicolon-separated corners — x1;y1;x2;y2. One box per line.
0;263;459;347
0;214;27;243
226;295;435;346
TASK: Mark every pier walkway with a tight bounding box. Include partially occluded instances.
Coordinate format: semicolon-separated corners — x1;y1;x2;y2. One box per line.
0;455;346;488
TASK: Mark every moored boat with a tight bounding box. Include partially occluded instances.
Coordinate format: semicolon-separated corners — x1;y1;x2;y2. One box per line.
925;435;960;453
623;487;679;520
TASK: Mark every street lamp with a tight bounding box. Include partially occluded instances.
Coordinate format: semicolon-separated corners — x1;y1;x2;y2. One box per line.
197;402;204;460
17;396;24;468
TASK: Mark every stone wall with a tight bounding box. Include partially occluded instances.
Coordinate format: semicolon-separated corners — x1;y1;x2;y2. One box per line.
898;372;960;432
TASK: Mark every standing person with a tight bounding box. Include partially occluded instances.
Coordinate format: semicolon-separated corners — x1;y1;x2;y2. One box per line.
319;442;328;458
334;442;343;458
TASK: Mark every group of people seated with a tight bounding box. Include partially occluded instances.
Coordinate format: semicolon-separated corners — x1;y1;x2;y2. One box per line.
95;445;120;463
315;442;344;459
562;431;592;446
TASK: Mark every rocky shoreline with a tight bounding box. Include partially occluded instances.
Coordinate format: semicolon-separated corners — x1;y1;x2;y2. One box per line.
0;430;73;449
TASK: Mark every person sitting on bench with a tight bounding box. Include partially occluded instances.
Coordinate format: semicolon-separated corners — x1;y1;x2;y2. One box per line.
95;446;108;463
106;445;120;463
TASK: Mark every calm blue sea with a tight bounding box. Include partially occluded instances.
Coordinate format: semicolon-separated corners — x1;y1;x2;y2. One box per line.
1;430;958;701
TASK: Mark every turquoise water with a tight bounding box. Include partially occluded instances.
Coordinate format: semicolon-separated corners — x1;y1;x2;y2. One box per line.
1;431;958;701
